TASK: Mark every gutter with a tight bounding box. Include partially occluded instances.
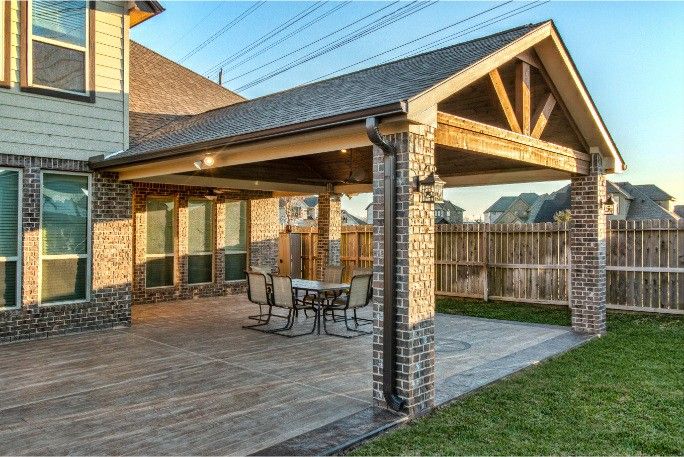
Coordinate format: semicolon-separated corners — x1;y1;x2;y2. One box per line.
90;103;406;170
365;116;406;412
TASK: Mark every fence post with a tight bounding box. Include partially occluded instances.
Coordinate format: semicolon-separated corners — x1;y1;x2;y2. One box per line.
482;224;489;302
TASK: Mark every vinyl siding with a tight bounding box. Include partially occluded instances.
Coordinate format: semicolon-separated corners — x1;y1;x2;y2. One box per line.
0;0;127;161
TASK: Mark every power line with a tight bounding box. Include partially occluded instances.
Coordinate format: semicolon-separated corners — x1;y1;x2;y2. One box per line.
203;2;328;76
217;1;402;84
212;1;352;79
236;1;439;91
303;1;514;84
178;1;265;64
159;2;225;55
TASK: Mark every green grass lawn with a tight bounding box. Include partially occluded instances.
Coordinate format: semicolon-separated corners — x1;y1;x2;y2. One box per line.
352;299;684;456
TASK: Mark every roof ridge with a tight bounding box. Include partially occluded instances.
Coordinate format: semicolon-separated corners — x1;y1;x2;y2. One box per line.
197;21;547;117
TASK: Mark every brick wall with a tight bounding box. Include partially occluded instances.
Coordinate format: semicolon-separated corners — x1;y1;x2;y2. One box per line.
132;183;274;304
372;126;436;415
0;155;132;343
249;197;280;273
570;151;607;334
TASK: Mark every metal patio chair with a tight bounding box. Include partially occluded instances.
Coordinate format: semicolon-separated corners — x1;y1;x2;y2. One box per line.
246;266;274;321
322;273;373;338
242;272;274;329
303;264;345;319
270;275;319;337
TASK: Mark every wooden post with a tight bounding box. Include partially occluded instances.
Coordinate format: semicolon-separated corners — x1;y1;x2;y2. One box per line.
483;224;489;301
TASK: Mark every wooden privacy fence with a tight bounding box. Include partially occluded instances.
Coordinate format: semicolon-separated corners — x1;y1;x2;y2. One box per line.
436;219;684;313
287;219;684;313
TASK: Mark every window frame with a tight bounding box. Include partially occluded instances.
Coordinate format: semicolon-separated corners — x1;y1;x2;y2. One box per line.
187;198;215;286
38;170;92;306
1;0;10;88
20;0;95;102
224;200;249;284
0;167;23;310
144;196;176;290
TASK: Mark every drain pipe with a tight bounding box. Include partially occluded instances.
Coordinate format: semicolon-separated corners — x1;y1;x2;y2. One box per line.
366;117;406;412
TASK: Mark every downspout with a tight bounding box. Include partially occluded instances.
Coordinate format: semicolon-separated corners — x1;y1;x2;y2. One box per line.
365;117;406;412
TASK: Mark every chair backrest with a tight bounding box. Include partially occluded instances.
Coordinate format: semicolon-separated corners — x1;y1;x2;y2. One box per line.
271;275;295;308
351;266;372;277
324;265;343;284
251;266;271;275
246;272;269;305
348;274;372;308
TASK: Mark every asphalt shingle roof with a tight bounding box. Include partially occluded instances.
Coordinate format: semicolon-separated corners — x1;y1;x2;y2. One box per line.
632;184;673;202
129;42;244;144
107;23;541;163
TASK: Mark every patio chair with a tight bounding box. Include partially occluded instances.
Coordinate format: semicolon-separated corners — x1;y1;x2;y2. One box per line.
302;264;345;319
270;275;319;337
322;273;373;338
242;272;274;329
247;266;274;321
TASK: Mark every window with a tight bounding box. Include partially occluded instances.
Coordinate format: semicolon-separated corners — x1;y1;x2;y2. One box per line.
188;199;213;285
0;169;21;308
145;198;174;288
1;0;10;88
21;0;94;101
225;201;247;282
40;172;90;304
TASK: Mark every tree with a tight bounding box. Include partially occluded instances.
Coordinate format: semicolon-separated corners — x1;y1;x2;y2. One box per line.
553;209;572;222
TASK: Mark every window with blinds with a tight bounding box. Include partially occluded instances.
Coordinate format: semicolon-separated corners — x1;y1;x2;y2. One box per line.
0;169;21;308
225;201;247;282
25;0;92;98
188;199;213;285
41;173;89;304
145;198;175;288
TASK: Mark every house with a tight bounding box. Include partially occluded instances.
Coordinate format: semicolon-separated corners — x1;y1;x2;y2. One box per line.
366;200;464;224
676;205;684;218
279;196;318;226
485;182;679;223
0;3;625;420
341;210;367;226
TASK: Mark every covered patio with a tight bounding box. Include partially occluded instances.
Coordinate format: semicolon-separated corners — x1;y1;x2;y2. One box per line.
0;296;588;455
88;21;624;418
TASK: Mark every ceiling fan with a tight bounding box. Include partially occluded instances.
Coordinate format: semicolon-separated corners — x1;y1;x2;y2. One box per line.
297;148;367;185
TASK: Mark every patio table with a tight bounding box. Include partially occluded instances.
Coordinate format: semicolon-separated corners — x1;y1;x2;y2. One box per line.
291;279;349;334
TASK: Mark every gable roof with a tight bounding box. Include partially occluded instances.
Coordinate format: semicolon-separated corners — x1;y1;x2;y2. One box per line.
632;184;673;202
342;210;367;225
437;200;464;212
129;42;245;144
613;183;679;221
97;23;542;166
485;196;518;214
675;205;684;218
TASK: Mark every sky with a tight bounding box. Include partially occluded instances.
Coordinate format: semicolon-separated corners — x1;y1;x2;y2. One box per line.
131;1;684;221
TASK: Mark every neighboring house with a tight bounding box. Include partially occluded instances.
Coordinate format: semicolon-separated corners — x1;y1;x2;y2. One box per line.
484;193;539;223
675;205;684;218
366;200;464;224
279;196;318;226
341;210;367;226
486;182;679;223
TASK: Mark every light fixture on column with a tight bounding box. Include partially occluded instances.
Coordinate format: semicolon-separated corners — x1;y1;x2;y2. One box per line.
412;172;445;203
603;194;617;215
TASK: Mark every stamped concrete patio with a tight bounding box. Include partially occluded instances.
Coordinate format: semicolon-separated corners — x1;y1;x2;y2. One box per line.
0;296;588;455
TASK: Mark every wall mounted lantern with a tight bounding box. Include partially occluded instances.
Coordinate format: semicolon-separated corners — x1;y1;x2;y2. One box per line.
413;172;445;203
603;194;617;215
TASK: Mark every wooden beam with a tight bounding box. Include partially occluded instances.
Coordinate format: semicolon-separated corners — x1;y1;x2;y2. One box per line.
435;112;589;175
515;61;531;135
132;174;327;194
442;168;571;187
488;68;521;133
516;49;542;69
531;92;557;139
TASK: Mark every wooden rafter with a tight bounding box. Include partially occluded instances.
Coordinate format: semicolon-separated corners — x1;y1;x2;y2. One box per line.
488;68;521;133
531;92;557;139
515;61;531;135
435;112;589;175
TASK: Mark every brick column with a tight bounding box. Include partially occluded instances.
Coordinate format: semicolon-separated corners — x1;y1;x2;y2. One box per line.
315;193;342;279
570;149;607;334
372;125;436;415
249;197;280;272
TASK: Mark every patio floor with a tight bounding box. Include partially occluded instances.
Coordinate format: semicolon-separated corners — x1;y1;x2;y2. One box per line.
0;296;589;455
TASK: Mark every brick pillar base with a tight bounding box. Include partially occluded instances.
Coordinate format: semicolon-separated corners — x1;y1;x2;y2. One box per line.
316;193;341;280
372;125;436;415
570;150;607;334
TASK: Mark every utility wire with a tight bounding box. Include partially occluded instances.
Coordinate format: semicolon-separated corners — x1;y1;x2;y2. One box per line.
236;1;438;91
159;2;225;55
218;1;402;83
178;1;265;64
207;1;352;80
303;1;513;84
203;2;327;76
